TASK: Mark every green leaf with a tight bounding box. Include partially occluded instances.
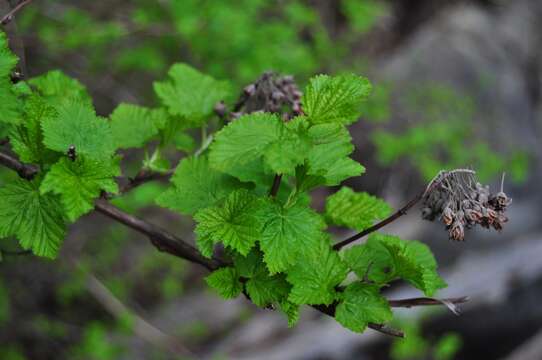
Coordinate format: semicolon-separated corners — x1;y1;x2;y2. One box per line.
109;103;167;149
205;267;242;299
0;31;18;78
209;113;308;177
0;79;21;125
156;155;243;216
246;270;290;308
235;249;291;307
343;233;447;296
302;74;372;125
335;283;392;333
325;186;391;230
10;95;58;164
280;301;300;328
28;70;92;107
194;189;262;256
301;124;364;188
40;157;120;221
259;199;326;274
154;63;230;126
0;179;65;258
286;236;348;305
41;99;114;160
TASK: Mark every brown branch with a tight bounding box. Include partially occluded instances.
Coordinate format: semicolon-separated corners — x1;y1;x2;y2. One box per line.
333;192;424;250
312;304;405;337
0;151;37;179
0;0;33;26
333;169;476;251
117;169;173;194
94;199;223;271
269;174;282;197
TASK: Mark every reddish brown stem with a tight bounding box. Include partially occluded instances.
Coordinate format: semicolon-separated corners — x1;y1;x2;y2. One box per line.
0;0;33;26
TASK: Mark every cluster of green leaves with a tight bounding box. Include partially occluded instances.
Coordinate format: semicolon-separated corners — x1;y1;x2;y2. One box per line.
152;65;447;331
0;32;195;258
0;29;447;333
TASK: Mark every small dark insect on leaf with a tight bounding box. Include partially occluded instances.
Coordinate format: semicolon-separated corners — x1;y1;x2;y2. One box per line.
67;145;77;161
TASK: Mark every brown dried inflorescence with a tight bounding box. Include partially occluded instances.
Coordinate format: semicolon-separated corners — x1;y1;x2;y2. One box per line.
421;170;511;241
233;71;303;119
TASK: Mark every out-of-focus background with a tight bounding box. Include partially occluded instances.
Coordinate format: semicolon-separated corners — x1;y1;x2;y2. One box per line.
0;0;541;359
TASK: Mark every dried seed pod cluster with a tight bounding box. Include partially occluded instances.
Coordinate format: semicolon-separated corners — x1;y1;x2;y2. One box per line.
234;71;303;119
421;170;511;241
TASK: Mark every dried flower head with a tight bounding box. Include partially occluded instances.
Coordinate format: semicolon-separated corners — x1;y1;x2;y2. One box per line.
421;170;511;241
234;71;303;119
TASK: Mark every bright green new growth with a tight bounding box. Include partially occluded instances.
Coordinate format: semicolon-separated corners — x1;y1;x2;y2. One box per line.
156;155;243;216
0;179;65;258
154;63;231;127
40;157;120;221
302;73;372;125
335;283;393;332
342;233;447;296
287;236;349;305
258;199;327;274
109;103;167;149
41;100;114;160
194;189;262;257
325;186;392;231
205;267;243;299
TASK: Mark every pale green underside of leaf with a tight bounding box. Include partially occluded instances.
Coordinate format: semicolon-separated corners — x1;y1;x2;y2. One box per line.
286;236;349;305
194;189;262;256
156;155;243;216
0;179;65;258
41;100;114;160
110;103;167;149
325;186;392;231
154;63;230;126
303;73;372;125
40;157;120;221
342;233;447;296
259;199;326;274
335;283;392;333
205;267;243;299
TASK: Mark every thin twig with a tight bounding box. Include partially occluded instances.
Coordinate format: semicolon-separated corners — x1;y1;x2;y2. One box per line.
0;0;33;26
312;304;404;337
333;169;476;251
82;267;194;356
117;169;173;194
269;174;282;197
0;151;37;179
388;296;469;308
1;248;32;256
94;199;223;271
